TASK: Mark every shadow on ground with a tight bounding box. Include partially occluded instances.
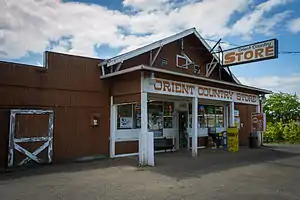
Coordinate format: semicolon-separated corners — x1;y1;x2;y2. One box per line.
150;147;299;179
0;147;298;181
0;156;139;181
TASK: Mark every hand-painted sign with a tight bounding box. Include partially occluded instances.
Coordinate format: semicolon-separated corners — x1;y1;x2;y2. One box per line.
251;113;266;132
222;39;278;66
143;78;259;105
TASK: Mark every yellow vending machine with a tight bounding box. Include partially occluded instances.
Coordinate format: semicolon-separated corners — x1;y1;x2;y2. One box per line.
227;110;240;152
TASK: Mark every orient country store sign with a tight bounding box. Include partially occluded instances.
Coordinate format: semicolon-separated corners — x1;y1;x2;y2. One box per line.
144;78;259;105
222;39;278;66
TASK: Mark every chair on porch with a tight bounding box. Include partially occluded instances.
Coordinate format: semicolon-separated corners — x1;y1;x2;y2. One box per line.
154;137;174;152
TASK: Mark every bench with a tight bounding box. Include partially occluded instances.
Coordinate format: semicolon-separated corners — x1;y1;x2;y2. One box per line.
154;137;174;152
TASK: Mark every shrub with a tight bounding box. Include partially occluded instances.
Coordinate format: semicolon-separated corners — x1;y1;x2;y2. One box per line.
264;120;300;144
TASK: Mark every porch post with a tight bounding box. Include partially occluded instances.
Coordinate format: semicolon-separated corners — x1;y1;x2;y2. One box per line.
110;96;116;158
229;101;235;127
256;100;263;145
191;96;198;157
256;101;261;113
139;92;148;165
224;105;229;128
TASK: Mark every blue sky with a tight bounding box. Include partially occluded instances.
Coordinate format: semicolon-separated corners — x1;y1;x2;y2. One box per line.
1;0;300;94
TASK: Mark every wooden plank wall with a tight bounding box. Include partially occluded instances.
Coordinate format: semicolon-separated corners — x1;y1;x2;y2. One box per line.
0;52;110;169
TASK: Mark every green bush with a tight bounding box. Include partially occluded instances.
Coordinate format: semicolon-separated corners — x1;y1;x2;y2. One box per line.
264;120;300;144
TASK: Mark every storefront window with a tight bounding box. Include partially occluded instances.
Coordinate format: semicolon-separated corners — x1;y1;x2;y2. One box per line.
206;105;215;126
163;102;174;129
117;103;142;129
148;102;163;137
117;101;175;131
117;104;133;129
198;105;207;128
188;104;224;131
215;106;224;128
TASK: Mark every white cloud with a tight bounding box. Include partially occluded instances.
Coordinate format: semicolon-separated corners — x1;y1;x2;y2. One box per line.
0;0;131;59
232;0;292;39
238;74;300;95
0;0;295;60
256;11;291;36
288;18;300;33
123;0;169;11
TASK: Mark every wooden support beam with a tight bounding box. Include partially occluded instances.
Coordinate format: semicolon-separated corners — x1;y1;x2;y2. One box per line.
18;140;50;166
115;62;122;72
150;45;163;67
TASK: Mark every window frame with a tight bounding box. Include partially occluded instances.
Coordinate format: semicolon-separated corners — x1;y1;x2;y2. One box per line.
116;102;141;130
176;54;189;69
117;103;134;130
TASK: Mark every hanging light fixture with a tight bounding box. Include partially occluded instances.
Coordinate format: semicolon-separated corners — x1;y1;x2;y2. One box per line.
149;71;156;85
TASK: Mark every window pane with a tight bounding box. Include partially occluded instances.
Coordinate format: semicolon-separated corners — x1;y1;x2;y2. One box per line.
198;105;205;114
198;115;207;128
117;104;133;129
163;102;174;116
205;105;215;114
215;106;223;114
215;106;224;127
164;117;173;128
189;103;192;114
163;102;174;128
133;103;141;129
148;104;163;131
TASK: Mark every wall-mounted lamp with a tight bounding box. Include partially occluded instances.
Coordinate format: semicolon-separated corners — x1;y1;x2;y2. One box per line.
90;113;100;128
149;72;156;85
258;94;266;102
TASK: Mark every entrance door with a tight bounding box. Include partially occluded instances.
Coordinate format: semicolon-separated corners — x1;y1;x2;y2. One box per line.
178;112;188;149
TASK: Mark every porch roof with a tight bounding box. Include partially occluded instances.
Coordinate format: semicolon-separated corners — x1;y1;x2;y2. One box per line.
100;64;272;94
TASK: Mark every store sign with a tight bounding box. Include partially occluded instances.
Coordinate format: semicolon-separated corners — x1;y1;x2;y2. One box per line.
222;39;278;66
144;78;259;105
251;113;266;132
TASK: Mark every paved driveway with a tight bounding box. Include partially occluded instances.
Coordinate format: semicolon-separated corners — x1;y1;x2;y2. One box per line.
0;146;300;200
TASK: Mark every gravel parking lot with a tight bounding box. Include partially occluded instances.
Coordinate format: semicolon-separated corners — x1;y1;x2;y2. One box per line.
0;146;299;200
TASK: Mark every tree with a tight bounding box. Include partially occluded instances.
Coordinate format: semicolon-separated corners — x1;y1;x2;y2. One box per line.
263;92;300;123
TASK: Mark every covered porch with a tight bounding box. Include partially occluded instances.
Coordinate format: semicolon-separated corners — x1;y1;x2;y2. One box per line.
107;70;267;166
109;92;258;166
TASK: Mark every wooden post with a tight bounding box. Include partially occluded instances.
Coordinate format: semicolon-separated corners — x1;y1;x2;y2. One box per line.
139;92;148;165
224;105;229;128
230;101;235;127
191;97;198;157
110;96;116;158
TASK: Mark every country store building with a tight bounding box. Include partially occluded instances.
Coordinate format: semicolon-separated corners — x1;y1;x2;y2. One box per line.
0;28;273;169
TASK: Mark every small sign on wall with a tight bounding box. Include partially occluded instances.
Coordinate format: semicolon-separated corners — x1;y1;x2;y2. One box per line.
234;110;239;117
120;117;133;129
175;102;188;111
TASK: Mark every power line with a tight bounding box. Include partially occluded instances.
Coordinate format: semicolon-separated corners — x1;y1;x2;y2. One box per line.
203;38;300;55
279;51;300;54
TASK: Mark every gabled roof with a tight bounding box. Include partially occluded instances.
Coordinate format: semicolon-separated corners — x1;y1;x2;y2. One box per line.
99;28;240;84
